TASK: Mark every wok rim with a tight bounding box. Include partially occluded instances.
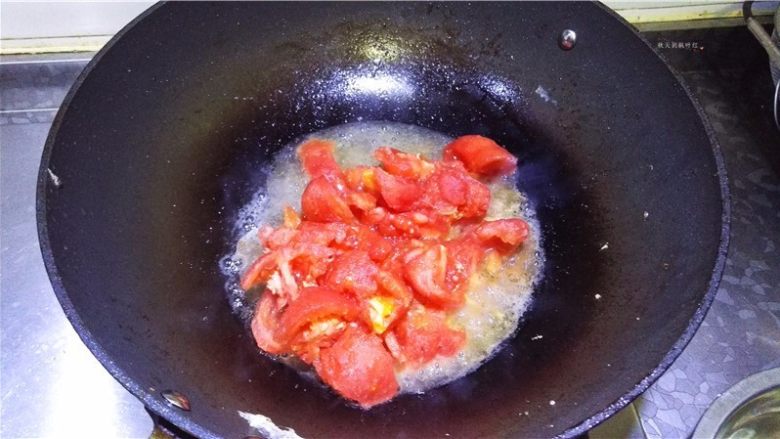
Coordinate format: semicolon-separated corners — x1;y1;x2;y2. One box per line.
35;2;731;438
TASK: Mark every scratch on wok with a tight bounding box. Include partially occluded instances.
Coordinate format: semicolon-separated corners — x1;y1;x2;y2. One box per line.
239;411;304;439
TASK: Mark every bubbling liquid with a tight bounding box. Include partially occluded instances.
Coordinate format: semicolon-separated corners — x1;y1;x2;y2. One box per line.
221;121;544;396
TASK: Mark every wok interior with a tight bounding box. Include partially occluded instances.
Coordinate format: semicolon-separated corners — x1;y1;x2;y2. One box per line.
41;3;724;438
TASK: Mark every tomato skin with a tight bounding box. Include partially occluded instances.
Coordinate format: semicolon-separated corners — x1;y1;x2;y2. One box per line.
375;147;434;180
250;293;287;355
387;305;465;367
298;139;341;178
403;244;464;309
375;168;423;212
276;287;361;344
476;218;529;250
315;325;398;408
301;176;354;223
443;135;517;177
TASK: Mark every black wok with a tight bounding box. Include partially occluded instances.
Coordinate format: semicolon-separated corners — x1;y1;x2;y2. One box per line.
38;2;729;438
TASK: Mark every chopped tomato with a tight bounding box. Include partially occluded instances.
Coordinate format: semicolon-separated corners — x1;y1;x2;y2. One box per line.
444;237;484;293
429;164;490;218
378;238;420;275
276;287;360;344
363;270;414;334
282;205;301;229
377;270;413;304
344;166;378;195
476;218;529;251
298;139;341;178
365;296;398;334
294;221;346;247
301;176;354;223
290;317;349;365
366;208;442;240
375;169;423;212
403;244;464;309
374;147;434;180
436;168;468;206
386;305;465;367
315;326;398;408
347;191;377;214
250;293;287;355
362;207;387;226
409;210;451;240
284;243;338;283
462;176;491;218
322;251;379;299
443;135;517;177
257;225;275;247
336;225;392;262
242;136;528;407
240;252;277;291
265;227;297;250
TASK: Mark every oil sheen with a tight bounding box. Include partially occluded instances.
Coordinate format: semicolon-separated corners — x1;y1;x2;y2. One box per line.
221;121;544;396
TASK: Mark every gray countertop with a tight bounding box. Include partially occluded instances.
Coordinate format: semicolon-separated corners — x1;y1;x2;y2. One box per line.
2;27;779;439
1;57;152;438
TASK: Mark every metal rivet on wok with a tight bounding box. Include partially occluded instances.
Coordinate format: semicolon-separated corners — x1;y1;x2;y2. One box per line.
161;390;191;411
559;29;577;50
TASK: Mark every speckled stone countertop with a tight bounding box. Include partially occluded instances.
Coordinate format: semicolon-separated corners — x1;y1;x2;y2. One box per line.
1;26;779;439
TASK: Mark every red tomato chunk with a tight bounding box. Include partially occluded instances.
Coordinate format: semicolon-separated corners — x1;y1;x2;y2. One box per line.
242;135;529;408
443;135;517;177
315;326;398;408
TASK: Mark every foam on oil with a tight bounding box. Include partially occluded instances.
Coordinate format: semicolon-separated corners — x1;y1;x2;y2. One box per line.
221;121;544;396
